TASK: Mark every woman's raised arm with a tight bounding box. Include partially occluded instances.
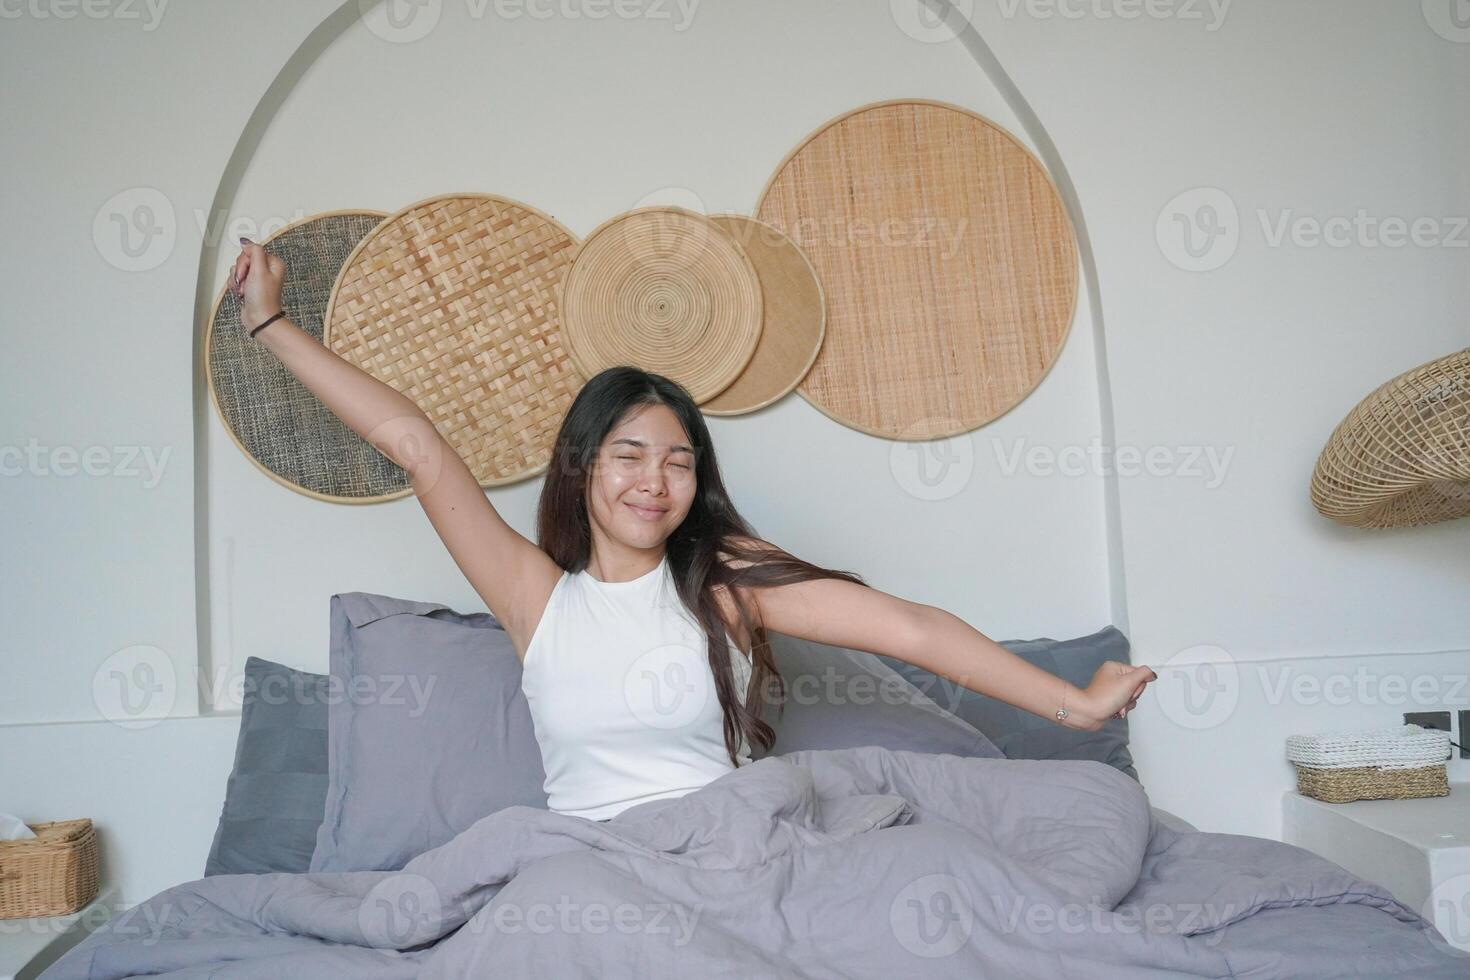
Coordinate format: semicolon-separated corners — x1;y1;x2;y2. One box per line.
230;241;558;645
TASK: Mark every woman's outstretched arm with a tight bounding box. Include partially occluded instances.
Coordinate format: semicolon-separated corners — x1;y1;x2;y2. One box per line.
730;536;1154;731
229;241;557;642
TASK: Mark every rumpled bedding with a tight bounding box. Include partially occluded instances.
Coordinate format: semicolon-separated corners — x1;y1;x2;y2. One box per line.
40;747;1465;978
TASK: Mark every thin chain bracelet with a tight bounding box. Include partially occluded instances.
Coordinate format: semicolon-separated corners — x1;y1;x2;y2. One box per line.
1055;684;1069;723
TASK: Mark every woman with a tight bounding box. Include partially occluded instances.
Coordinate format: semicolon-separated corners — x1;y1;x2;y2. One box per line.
229;239;1156;822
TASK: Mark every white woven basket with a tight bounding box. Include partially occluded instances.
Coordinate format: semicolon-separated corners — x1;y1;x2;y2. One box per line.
1285;723;1449;770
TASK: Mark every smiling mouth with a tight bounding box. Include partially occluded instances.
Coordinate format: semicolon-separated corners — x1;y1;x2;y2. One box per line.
626;502;667;518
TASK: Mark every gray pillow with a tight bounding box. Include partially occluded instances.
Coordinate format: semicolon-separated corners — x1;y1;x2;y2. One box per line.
310;592;548;873
753;632;1003;760
876;625;1138;781
205;657;330;876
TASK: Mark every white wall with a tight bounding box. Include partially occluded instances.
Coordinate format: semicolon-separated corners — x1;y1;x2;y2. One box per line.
2;0;1466;905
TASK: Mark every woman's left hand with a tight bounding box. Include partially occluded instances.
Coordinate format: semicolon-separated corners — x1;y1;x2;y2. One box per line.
1082;661;1157;725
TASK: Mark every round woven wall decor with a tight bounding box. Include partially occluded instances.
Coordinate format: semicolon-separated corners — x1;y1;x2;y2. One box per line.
700;214;826;416
1310;346;1470;528
205;210;414;503
756;99;1079;440
558;207;763;404
324;194;583;487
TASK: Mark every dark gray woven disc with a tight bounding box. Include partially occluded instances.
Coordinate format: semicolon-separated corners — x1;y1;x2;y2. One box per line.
206;211;411;502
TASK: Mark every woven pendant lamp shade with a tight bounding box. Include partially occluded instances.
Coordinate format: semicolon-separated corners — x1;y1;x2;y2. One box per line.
1311;347;1470;528
204;210;412;503
323;194;583;487
558;207;763;404
756;99;1079;440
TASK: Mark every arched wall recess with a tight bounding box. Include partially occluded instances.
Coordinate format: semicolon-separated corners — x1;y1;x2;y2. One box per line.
192;0;1130;697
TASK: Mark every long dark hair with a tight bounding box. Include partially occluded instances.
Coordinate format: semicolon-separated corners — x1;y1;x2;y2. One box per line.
536;365;869;766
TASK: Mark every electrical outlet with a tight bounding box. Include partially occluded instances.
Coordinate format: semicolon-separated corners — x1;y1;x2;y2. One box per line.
1406;711;1451;732
1461;711;1470;759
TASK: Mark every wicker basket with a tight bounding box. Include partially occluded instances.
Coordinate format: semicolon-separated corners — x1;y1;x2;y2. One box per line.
0;818;99;919
1286;725;1451;804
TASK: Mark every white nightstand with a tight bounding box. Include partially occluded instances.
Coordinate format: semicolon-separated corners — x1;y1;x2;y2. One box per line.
0;884;121;980
1284;785;1470;953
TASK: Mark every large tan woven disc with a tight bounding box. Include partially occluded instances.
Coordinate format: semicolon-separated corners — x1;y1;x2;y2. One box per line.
204;210;415;503
558;207;763;404
324;194;583;487
700;214;826;416
756;99;1079;440
1311;347;1470;528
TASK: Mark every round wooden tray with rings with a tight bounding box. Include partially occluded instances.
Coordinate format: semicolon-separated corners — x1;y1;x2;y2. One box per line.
323;193;583;487
557;206;763;405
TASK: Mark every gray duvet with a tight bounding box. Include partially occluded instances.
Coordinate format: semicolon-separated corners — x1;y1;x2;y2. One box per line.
41;747;1465;978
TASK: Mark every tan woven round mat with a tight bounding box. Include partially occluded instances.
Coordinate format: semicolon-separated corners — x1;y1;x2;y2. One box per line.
1311;346;1470;528
323;194;583;487
558;207;763;404
756;99;1079;440
700;214;825;416
205;210;413;503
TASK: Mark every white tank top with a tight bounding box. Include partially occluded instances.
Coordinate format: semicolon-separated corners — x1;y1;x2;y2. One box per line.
520;552;753;822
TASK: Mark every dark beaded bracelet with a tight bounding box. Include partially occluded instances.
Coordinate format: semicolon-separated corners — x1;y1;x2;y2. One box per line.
249;310;287;338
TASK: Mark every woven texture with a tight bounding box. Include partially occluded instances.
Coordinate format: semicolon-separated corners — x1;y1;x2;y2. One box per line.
558;207;763;404
1285;724;1450;769
700;214;825;416
0;818;99;918
757;99;1078;440
325;195;583;487
1311;346;1470;528
1292;763;1448;804
206;211;410;503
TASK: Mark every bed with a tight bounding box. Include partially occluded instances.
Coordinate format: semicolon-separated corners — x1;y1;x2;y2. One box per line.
38;597;1465;978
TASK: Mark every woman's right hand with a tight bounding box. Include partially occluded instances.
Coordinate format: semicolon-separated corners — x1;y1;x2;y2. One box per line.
229;237;287;330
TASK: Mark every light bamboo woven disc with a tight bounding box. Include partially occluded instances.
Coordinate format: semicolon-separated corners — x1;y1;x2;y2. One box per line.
324;194;583;487
700;214;825;416
1310;346;1470;528
558;207;763;404
205;210;413;504
756;99;1079;440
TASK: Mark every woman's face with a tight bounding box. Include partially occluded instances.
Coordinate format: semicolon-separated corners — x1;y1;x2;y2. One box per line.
585;403;697;552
